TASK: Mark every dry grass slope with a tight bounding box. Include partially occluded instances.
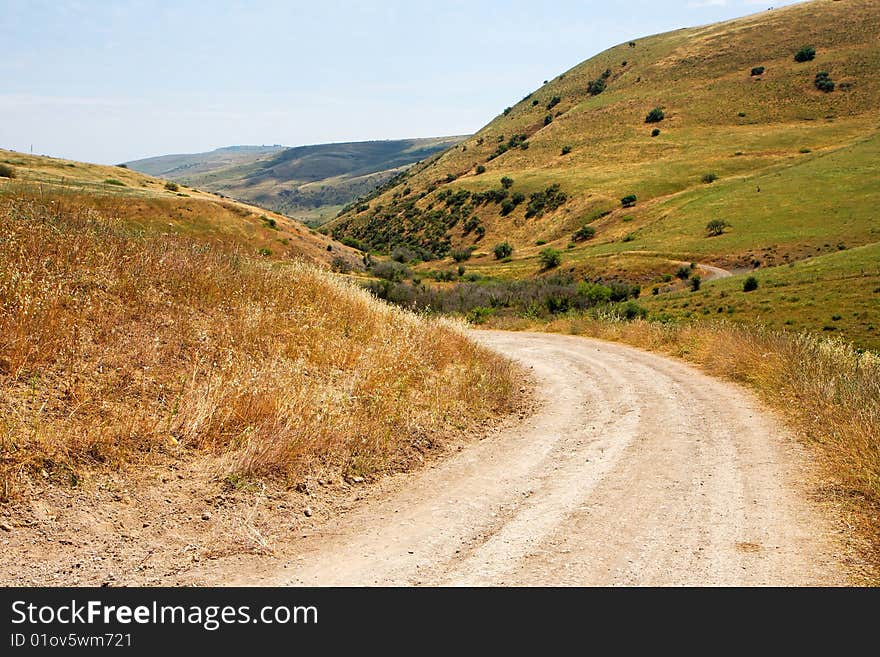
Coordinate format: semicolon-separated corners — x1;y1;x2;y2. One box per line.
0;197;519;501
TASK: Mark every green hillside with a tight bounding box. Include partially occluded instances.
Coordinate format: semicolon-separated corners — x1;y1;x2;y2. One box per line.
129;137;465;225
329;0;880;349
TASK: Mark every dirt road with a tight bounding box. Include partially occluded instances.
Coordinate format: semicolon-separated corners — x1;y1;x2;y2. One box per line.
247;331;847;586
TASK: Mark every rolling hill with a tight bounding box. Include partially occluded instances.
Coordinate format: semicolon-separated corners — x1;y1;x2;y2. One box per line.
127;137;466;225
328;0;880;349
0;148;360;268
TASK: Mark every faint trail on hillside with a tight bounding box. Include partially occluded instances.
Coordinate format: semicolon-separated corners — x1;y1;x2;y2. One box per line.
227;331;847;586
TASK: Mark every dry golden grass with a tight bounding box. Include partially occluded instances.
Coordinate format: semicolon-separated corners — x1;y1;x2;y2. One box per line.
489;313;880;568
0;196;519;501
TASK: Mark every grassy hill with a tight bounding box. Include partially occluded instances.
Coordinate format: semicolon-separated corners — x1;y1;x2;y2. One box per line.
329;0;880;349
127;137;466;225
0;148;360;268
0;150;518;500
122;144;285;178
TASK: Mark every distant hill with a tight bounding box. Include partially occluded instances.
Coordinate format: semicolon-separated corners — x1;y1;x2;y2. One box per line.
124;145;285;178
127;137;467;225
328;0;880;349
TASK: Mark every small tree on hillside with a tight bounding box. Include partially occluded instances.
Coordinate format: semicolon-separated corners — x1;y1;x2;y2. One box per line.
621;194;637;208
539;247;562;270
706;219;730;236
500;176;514;189
794;46;816;62
645;107;665;123
493;242;513;260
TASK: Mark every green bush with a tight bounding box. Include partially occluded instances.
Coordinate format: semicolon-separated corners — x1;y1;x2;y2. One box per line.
475;165;486;175
561;145;572;155
546;96;561;110
645;107;665;123
450;248;472;263
544;114;553;126
104;178;126;186
743;276;759;292
164;181;179;192
493;242;513;260
675;265;692;280
587;77;606;96
578;282;612;305
466;306;495;325
372;261;410;282
702;173;718;184
331;257;352;273
538;248;562;270
794;46;816;62
512;192;525;205
651;128;660;137
622;301;647;321
0;164;15;179
341;236;366;251
525;184;567;219
572;225;596;242
750;66;765;76
814;71;835;92
706;219;729;236
258;248;272;256
620;194;637;208
690;276;701;292
500;199;515;216
500;176;514;189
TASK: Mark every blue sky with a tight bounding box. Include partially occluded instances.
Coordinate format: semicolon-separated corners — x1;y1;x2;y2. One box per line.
1;0;807;164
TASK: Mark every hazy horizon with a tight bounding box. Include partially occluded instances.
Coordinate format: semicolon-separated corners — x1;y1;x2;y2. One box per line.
2;0;807;164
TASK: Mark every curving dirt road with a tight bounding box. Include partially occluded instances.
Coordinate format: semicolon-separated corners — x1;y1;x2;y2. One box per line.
252;331;847;586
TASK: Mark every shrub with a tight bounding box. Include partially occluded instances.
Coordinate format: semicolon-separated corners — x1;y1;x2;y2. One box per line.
493;242;513;259
622;301;648;320
475;165;486;175
794;46;816;62
675;266;691;280
651;128;660;137
341;236;366;251
814;71;835;93
512;192;525;205
450;248;472;263
503;107;512;116
621;194;637;208
466;306;495;325
645;107;665;123
561;145;572;155
706;219;729;236
164;181;179;192
743;276;759;292
572;225;596;241
525;184;567;218
457;265;465;277
578;282;612;305
326;244;333;251
587;77;606;96
539;248;562;270
500;176;514;189
372;261;410;282
258;248;272;256
0;164;15;179
500;199;515;216
690;276;701;292
392;246;418;263
544;114;553;126
330;257;352;273
116;163;129;169
546;96;561;110
702;173;718;184
750;66;765;76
